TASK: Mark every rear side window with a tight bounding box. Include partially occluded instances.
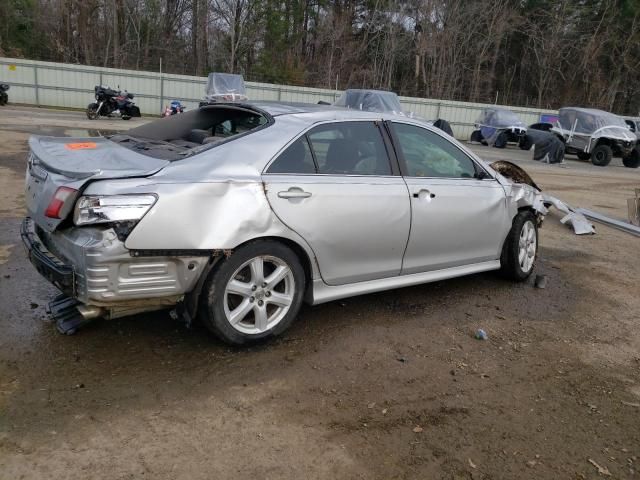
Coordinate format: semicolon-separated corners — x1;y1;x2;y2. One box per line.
267;121;392;175
267;137;315;174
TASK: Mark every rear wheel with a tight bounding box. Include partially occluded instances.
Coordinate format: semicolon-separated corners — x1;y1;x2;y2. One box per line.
577;152;592;161
622;148;640;168
201;240;305;345
86;103;99;120
0;93;7;106
591;144;613;167
500;210;538;281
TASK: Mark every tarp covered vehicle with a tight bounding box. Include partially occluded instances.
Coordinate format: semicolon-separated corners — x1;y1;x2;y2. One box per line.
470;107;527;149
335;89;404;114
199;73;248;106
334;89;454;136
552;107;639;168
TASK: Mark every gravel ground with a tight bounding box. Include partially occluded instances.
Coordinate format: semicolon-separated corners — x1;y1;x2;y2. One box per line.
1;106;639;480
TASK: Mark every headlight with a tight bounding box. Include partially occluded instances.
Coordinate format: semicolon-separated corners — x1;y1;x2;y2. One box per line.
73;194;157;226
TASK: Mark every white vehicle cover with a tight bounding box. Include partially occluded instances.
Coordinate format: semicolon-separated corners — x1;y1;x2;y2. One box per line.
205;73;248;102
335;89;403;114
475;108;525;129
556;107;635;142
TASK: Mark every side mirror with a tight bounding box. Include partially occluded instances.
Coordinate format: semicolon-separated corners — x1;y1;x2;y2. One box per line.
476;170;489;180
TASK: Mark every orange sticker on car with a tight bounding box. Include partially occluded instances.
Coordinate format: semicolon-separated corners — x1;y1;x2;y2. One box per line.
65;142;97;150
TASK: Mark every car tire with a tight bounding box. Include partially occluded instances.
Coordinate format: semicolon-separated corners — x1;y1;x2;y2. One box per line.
470;130;483;143
121;115;131;120
200;240;306;345
577;152;592;161
494;132;508;148
86;103;99;120
591;144;613;167
622;148;640;168
519;135;533;151
499;210;538;282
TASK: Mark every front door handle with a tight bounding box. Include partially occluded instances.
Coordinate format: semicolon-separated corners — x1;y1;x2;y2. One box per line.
278;188;312;199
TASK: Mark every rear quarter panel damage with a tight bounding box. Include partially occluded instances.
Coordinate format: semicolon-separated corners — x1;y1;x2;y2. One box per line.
112;180;321;279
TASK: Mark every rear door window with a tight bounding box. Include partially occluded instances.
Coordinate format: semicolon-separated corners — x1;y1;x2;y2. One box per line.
267;137;316;174
307;122;392;175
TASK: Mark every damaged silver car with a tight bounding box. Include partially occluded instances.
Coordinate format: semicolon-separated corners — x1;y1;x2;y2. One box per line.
22;103;545;345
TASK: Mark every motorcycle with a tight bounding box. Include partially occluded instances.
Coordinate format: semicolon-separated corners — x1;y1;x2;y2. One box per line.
86;85;141;120
0;83;9;106
162;100;185;117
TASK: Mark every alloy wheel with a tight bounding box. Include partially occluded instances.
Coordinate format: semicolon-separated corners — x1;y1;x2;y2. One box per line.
518;220;537;273
223;255;295;335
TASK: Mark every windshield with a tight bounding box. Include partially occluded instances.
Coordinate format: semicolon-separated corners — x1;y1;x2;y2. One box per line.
335;89;403;113
476;108;523;128
558;108;630;135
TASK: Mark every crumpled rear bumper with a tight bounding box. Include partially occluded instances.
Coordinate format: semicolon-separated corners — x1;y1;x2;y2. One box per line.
20;217;209;314
21;217;75;296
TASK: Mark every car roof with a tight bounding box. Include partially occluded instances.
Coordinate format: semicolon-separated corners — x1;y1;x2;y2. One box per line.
249;101;418;122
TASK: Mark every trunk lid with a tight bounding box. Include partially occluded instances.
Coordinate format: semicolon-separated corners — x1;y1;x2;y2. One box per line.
25;135;169;232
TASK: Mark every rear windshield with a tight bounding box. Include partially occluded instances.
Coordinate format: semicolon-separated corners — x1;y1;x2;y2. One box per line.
109;105;269;161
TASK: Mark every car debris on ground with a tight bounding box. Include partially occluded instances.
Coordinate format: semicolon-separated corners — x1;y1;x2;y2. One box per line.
489;160;596;235
577;208;640;237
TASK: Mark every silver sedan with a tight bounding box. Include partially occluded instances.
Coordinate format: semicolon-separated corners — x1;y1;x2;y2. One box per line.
22;102;544;344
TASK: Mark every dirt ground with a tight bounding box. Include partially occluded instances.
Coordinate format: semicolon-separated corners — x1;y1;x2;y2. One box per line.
1;106;639;480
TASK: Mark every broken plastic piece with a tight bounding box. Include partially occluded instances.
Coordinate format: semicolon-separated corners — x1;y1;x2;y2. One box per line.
46;294;91;335
542;195;595;235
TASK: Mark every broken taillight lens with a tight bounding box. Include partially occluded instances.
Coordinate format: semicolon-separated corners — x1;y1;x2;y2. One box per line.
44;186;78;219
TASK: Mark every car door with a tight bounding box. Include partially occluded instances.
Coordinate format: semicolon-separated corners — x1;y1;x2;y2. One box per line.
262;121;411;286
387;121;510;275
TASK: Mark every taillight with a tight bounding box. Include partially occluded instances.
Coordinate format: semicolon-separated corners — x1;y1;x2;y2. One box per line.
45;186;78;219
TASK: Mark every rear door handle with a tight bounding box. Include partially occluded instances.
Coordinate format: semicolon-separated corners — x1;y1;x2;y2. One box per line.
278;188;312;199
413;189;436;199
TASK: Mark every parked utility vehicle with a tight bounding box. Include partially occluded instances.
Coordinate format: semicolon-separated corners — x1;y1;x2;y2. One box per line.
552;107;638;167
470;107;527;149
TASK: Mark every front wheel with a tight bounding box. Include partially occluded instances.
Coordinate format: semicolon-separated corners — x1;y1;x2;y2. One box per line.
622;148;640;168
201;240;306;345
500;210;538;281
494;132;508;149
591;144;612;167
86;103;99;120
